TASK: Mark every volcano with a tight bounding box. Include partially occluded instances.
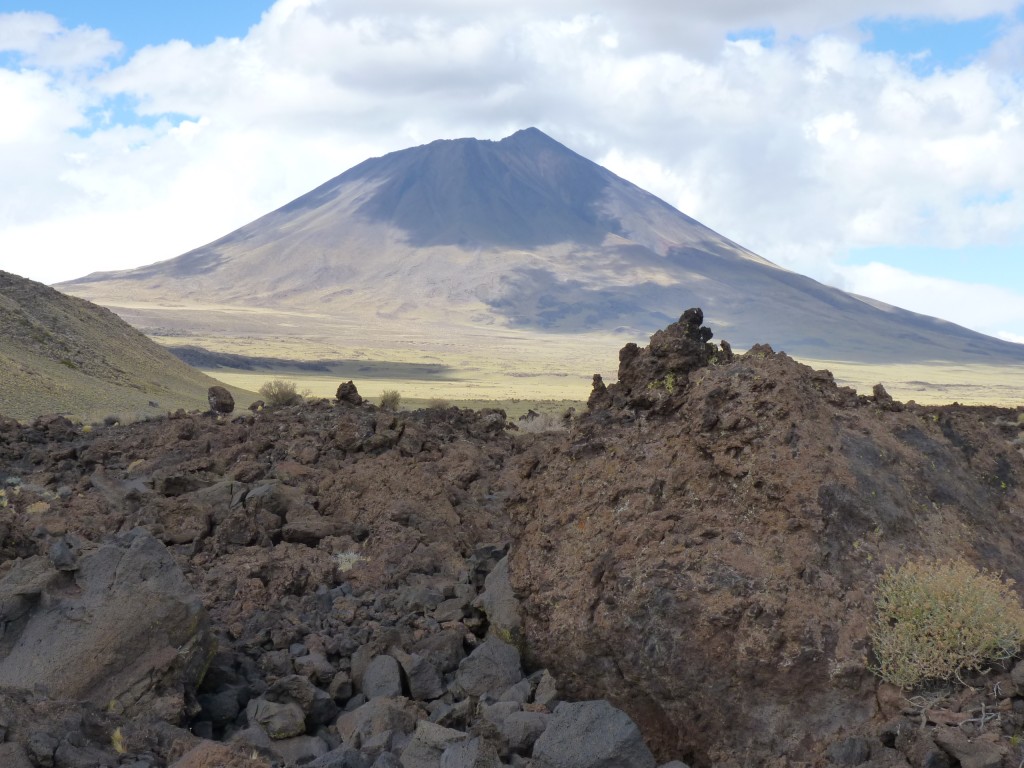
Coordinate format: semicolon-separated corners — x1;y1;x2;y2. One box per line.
58;128;1024;366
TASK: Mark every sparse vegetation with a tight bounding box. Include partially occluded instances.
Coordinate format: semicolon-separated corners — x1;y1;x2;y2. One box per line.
871;557;1024;689
646;372;678;394
427;397;451;409
379;389;402;410
258;379;303;407
517;411;568;434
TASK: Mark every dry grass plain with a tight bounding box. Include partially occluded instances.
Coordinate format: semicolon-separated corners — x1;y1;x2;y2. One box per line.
90;303;1024;414
798;358;1024;407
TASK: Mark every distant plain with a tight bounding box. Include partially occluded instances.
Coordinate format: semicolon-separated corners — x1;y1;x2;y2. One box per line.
136;305;1024;412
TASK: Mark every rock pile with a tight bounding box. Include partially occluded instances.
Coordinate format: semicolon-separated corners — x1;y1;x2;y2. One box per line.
2;312;1024;767
0;387;677;768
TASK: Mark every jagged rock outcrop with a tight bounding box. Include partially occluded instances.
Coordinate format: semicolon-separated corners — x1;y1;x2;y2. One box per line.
589;308;734;412
509;313;1024;764
336;380;364;406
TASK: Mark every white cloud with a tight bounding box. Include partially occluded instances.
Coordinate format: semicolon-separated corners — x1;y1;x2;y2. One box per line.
838;263;1024;341
2;3;1024;341
0;11;121;70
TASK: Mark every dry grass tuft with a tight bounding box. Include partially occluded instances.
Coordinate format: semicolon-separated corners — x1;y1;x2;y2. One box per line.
258;379;303;407
379;389;402;410
871;557;1024;689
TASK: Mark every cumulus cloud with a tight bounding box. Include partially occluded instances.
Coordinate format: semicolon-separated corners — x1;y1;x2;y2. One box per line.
837;263;1024;342
1;2;1024;341
0;11;121;70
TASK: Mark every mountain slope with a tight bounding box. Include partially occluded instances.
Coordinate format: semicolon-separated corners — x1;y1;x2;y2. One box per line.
59;128;1024;366
0;270;252;421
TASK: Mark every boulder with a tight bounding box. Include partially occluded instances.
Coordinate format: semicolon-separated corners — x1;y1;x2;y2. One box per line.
309;746;373;768
455;638;523;698
0;743;33;768
245;698;306;740
440;737;502;768
363;655;404;699
532;700;656;768
591;307;730;411
208;386;235;414
401;720;468;768
171;741;273;768
337;381;364;405
0;529;211;721
336;697;420;750
932;728;1005;768
392;648;446;702
474;556;521;641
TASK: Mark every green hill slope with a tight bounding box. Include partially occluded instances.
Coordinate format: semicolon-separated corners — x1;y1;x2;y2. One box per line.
0;270;254;422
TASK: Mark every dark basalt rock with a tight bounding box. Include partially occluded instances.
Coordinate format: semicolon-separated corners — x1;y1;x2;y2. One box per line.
336;381;364;406
590;307;734;412
208;385;235;414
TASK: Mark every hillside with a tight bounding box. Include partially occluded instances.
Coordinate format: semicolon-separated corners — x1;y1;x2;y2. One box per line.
0;270;254;421
57;128;1024;368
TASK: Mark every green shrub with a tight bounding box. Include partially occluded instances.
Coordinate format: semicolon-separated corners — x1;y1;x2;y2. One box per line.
259;379;302;407
379;389;401;410
871;557;1024;689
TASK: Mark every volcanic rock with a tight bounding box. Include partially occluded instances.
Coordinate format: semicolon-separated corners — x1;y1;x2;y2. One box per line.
337;381;364;405
591;307;732;412
454;638;523;697
400;720;468;768
532;700;655;768
0;529;210;721
3;310;1024;768
474;555;521;641
362;655;404;700
208;385;235;414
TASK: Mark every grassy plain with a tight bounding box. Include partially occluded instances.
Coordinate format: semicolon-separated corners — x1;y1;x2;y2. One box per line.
192;340;1024;415
95;303;1024;413
800;358;1024;407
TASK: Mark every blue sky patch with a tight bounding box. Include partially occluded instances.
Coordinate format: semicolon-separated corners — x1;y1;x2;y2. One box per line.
70;92;195;138
726;27;776;48
861;15;1006;74
843;245;1024;287
7;0;272;56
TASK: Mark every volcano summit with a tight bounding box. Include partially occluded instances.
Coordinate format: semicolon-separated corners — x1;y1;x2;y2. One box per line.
59;128;1024;374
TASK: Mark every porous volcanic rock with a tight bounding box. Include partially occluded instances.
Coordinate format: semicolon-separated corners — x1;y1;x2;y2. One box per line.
208;385;235;414
508;312;1024;764
0;528;211;721
2;310;1024;768
336;380;364;405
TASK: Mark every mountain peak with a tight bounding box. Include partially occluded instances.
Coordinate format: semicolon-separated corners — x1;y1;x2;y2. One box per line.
57;132;1024;366
341;126;615;249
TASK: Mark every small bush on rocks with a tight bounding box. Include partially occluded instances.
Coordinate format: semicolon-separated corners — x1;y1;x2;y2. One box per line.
517;412;567;434
380;390;401;410
259;379;302;407
871;557;1024;689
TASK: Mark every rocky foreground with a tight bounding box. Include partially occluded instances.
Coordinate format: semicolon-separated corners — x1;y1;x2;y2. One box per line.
2;310;1024;768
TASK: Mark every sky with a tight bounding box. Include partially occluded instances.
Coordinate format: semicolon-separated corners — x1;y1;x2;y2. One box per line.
2;1;1024;344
